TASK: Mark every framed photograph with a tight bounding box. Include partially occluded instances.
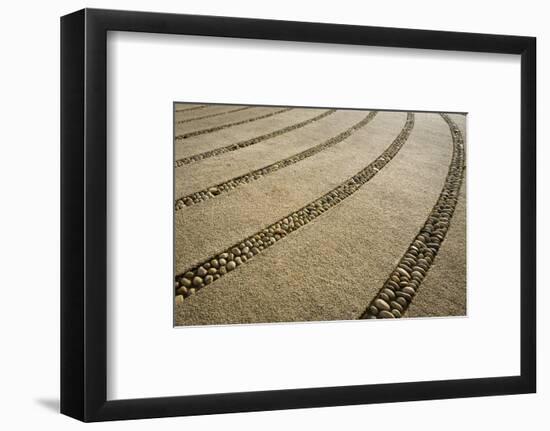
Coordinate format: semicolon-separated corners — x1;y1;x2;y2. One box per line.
61;8;536;422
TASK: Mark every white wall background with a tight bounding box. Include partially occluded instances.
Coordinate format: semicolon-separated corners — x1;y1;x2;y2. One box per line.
0;0;545;429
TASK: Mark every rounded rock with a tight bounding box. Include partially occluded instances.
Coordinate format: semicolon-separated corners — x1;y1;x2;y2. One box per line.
192;276;203;286
204;275;214;284
396;291;412;301
381;288;396;300
378;310;395;318
401;286;416;296
390;301;404;312
231;247;241;256
411;270;424;280
374;298;391;312
181;278;191;288
197;266;207;277
379;292;390;303
391;309;402;318
396;297;407;307
226;261;236;271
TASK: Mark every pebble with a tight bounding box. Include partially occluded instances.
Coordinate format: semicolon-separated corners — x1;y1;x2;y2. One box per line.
381;288;396;300
197;266;207;277
411;270;423;280
396;267;410;279
401;286;416;296
184;271;194;279
181;278;191;288
386;280;399;291
208;268;217;275
379;292;390;302
226;261;236;271
175;295;184;305
219;252;229;259
368;306;379;316
391;309;402;318
390;301;404;312
204;275;214;284
176;286;188;296
374;298;390;311
219;258;227;266
192;276;203;286
378;310;395;318
232;247;241;256
210;259;219;268
396;291;412;301
396;297;407;307
219;266;227;275
235;256;243;265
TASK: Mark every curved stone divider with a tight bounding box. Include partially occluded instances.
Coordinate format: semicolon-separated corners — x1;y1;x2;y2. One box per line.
175;107;293;141
175;110;336;168
176;106;252;125
175;105;206;113
175;113;414;299
175;111;378;210
360;113;465;319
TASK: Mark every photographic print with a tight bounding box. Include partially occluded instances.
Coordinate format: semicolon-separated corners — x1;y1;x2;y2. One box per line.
173;103;466;326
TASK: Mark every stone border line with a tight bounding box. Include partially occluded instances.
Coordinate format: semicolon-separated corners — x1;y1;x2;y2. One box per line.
175;113;414;300
360;113;465;319
176;106;252;125
174;111;378;210
175;105;206;113
175;110;336;168
175;107;293;141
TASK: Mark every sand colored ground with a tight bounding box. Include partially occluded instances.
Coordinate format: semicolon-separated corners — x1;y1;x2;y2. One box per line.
175;108;354;197
173;106;465;325
174;106;300;160
174;110;405;273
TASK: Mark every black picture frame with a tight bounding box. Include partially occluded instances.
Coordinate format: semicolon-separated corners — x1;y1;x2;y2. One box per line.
61;8;536;422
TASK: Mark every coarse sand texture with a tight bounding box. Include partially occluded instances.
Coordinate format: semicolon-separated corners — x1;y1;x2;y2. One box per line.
172;103;466;326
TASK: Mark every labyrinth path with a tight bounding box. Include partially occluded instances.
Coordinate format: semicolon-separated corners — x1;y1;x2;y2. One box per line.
173;104;466;326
